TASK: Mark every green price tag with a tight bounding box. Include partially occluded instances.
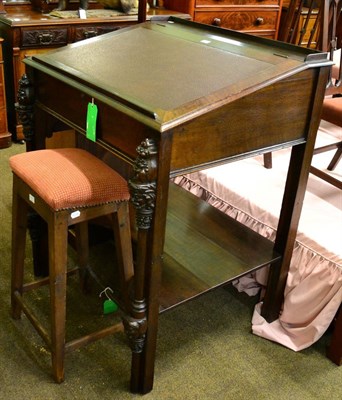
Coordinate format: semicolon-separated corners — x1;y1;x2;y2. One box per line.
86;101;98;142
103;299;118;315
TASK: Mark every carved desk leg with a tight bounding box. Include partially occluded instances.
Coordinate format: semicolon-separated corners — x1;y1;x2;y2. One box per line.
15;74;35;151
123;138;158;393
15;74;49;277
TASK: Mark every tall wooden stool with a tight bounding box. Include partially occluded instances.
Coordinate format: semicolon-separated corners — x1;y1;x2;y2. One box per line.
9;148;134;383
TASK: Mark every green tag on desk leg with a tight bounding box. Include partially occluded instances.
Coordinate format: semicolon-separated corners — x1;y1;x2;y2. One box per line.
86;101;98;142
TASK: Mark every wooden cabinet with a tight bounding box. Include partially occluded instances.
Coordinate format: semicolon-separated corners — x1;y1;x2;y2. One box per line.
0;3;189;141
164;0;283;39
0;37;11;149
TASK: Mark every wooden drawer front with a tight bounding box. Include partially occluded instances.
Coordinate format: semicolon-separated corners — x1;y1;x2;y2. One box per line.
194;10;278;31
74;25;123;42
22;28;68;48
196;0;280;6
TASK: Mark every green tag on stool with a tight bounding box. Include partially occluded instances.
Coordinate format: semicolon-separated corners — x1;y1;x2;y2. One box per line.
103;299;118;315
86;100;98;142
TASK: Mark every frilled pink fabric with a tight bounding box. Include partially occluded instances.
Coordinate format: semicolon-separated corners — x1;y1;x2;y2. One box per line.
173;121;342;351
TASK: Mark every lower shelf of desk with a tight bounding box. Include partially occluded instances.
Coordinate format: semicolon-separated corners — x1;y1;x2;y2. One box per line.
159;183;281;312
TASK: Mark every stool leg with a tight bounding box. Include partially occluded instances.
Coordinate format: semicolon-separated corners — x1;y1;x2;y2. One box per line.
112;202;134;312
74;221;90;294
49;213;68;383
11;184;29;319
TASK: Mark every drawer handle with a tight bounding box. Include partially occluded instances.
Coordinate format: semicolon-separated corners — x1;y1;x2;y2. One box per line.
84;30;97;39
38;33;54;45
255;17;264;26
212;18;221;27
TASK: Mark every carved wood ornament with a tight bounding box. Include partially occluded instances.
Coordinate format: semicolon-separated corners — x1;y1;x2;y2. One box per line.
123;138;158;353
15;74;34;144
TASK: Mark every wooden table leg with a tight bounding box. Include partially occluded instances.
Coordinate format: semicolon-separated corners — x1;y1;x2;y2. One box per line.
261;68;328;322
125;136;172;394
327;305;342;366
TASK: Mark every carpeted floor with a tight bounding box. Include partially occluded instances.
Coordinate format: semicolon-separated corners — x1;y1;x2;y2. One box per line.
0;143;341;400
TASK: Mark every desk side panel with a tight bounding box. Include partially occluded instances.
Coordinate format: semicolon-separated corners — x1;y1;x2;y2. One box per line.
170;68;319;173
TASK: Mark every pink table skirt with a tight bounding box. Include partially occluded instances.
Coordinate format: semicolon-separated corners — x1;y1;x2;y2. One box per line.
174;121;342;351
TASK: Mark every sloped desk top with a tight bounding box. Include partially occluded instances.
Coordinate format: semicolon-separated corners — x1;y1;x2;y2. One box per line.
28;17;328;128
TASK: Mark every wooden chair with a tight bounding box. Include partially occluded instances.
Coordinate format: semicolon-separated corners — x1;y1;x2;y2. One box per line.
325;0;342;93
263;0;326;168
310;96;342;189
277;0;326;50
309;0;342;189
9;148;134;383
265;0;342;171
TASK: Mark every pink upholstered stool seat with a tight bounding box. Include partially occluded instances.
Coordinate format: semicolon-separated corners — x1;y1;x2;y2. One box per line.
9;148;134;383
9;148;130;210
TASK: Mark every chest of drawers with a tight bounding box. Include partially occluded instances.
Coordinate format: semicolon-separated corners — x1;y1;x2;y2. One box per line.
164;0;283;39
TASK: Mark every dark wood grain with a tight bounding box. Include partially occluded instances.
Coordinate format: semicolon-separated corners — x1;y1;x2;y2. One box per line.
160;183;280;311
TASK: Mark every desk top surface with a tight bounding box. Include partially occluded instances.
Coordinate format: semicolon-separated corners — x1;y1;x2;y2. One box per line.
26;17;331;127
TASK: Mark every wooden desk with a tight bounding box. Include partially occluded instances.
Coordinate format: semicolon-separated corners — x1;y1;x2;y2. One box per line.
18;17;331;393
0;3;189;141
